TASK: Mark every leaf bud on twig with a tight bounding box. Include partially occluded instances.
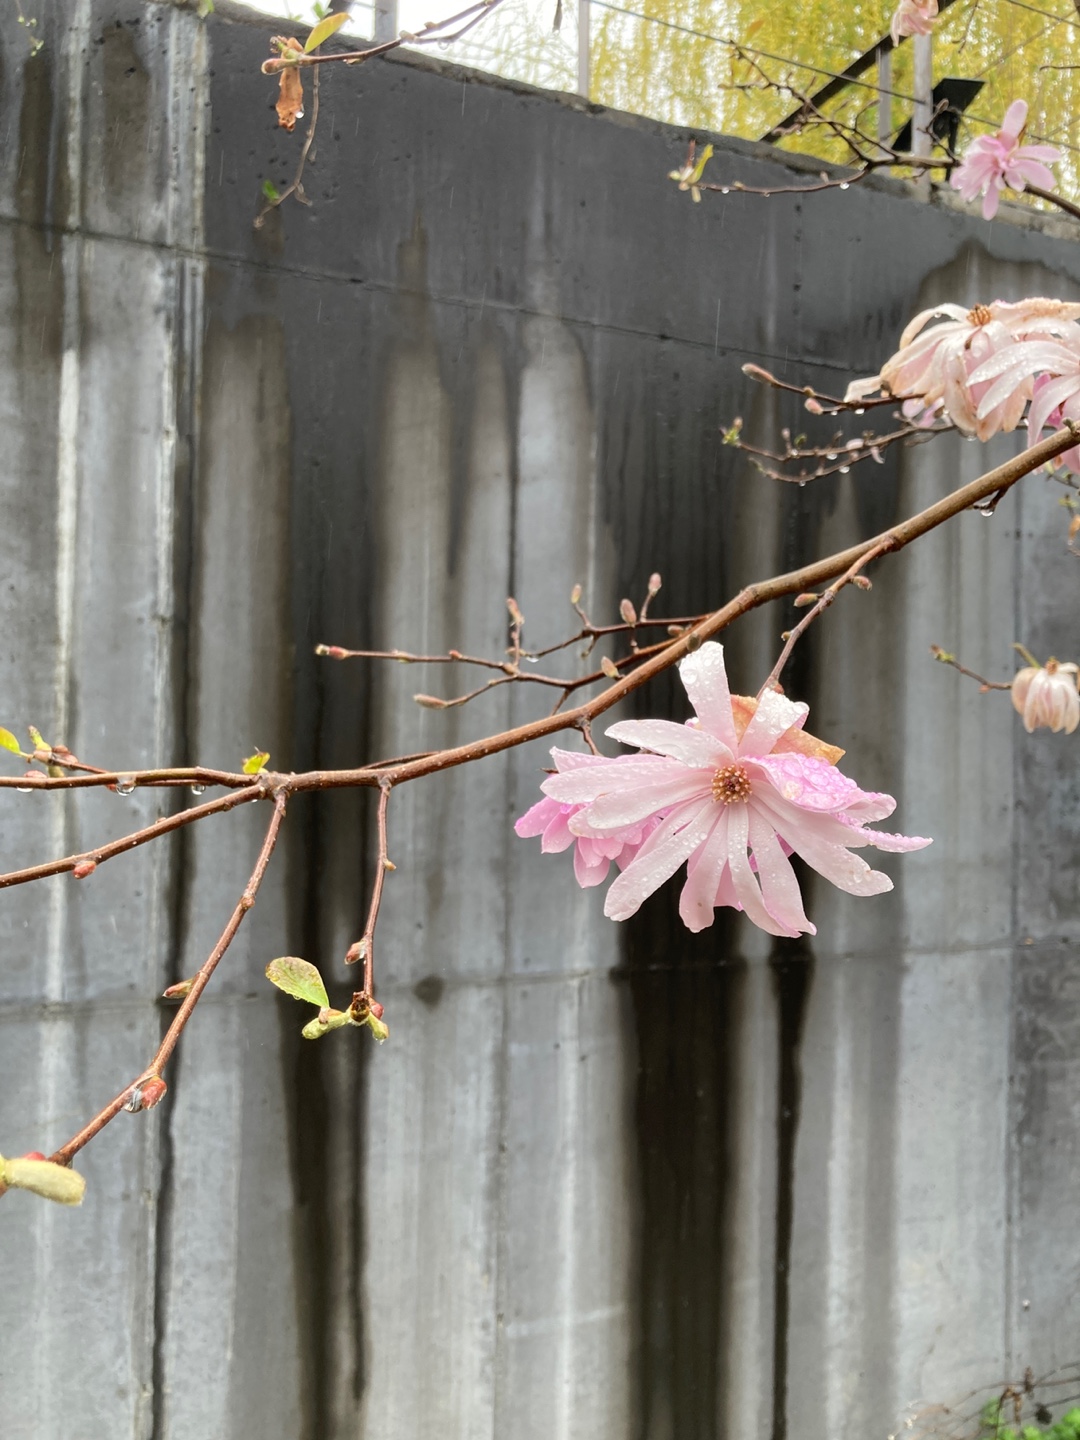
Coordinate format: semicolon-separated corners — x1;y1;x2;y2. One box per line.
72;860;97;879
793;593;818;608
619;599;637;626
647;573;662;597
162;979;195;1001
601;656;620;680
851;575;872;591
345;939;367;965
569;583;583;606
414;694;448;708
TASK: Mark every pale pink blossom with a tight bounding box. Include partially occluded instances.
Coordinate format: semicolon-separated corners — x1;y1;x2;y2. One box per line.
950;100;1060;220
522;643;930;938
966;330;1080;468
1012;660;1080;734
844;299;1080;438
514;750;665;887
890;0;938;44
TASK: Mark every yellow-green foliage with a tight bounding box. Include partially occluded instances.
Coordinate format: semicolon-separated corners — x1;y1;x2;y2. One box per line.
440;1;1080;204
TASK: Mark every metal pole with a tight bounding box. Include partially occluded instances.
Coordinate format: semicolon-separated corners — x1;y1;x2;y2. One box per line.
877;44;891;152
912;31;933;158
375;0;398;44
577;0;589;98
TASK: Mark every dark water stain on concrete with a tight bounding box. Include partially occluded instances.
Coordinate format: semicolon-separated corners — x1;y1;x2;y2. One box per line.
768;936;814;1440
622;890;745;1440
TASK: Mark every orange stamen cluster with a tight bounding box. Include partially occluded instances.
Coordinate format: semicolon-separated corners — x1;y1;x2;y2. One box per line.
711;764;752;805
967;304;993;327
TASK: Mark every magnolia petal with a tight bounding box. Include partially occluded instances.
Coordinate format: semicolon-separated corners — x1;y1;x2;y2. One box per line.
575;772;707;830
606;717;728;768
543;755;686;804
540;809;576;854
739;688;808;758
604;798;717;922
725;804;793;936
678;810;732;932
515;797;557;839
748;808;815;936
897;305;969;350
573;844;610;888
679;642;740;752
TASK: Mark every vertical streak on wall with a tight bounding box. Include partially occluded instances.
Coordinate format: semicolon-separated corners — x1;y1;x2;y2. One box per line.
33;6;88;1435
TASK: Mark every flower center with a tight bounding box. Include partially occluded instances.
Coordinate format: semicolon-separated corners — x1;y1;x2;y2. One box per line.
967;305;993;328
712;764;752;805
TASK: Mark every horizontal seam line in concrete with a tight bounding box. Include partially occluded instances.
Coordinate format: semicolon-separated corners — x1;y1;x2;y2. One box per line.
0;210;881;374
2;936;1073;1013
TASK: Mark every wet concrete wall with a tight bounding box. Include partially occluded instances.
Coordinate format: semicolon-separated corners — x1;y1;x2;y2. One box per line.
0;2;1079;1437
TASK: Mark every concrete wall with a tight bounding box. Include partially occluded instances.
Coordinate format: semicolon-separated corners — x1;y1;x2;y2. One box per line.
0;3;1079;1437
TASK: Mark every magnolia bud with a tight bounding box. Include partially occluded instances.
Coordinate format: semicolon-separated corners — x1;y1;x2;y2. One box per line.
647;572;662;596
162;979;194;1001
72;860;97;879
601;656;620;679
124;1076;168;1113
793;593;818;608
1012;660;1080;734
852;575;872;591
619;598;637;626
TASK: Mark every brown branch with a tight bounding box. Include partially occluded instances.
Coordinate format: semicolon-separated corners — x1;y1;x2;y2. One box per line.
39;790;289;1174
1022;183;1080;225
0;784;263;889
0;766;252;792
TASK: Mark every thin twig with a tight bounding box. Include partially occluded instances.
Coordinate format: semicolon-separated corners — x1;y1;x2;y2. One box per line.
346;780;393;1003
255;67;320;227
929;644;1014;690
761;539;895;694
31;791;288;1177
0;784;263;889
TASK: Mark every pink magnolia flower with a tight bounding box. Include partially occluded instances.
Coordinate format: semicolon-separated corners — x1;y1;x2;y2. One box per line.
890;0;938;44
1012;660;1080;734
950;100;1060;220
521;643;930;938
844;299;1080;438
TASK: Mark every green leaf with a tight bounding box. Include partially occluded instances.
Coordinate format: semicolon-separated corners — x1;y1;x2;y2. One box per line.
242;749;270;774
197;0;214;16
0;728;22;755
304;11;348;52
27;725;49;752
0;1154;86;1205
688;142;714;185
265;956;329;1009
261;180;280;203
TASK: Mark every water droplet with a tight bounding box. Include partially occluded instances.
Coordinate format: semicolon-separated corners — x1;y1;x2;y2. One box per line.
116;775;136;795
839;181;850;190
438;39;451;49
798;479;807;488
16;782;33;793
721;187;730;194
191;783;206;796
978;501;998;517
826;452;838;460
854;407;865;415
839;465;851;474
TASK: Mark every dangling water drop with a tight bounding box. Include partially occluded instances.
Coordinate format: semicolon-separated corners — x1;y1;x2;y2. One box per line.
978;500;998;517
839;465;851;474
839;181;850;190
855;407;865;415
826;452;838;460
116;774;136;795
191;783;206;797
721;187;730;194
